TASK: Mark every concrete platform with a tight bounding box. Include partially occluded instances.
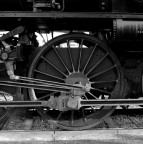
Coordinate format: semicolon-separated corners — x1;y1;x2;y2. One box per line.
0;129;143;144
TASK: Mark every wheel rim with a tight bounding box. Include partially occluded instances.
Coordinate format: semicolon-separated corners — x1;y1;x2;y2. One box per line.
28;33;124;130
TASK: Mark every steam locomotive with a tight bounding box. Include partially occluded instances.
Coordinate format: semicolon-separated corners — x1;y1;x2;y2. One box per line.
0;0;143;130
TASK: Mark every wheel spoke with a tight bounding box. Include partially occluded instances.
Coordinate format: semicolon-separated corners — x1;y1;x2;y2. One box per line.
71;110;74;126
83;94;88;99
77;39;83;72
89;65;117;80
82;44;98;73
38;92;57;100
87;91;98;99
53;46;71;74
86;53;109;76
91;87;111;95
67;40;75;72
91;80;118;84
41;56;68;78
35;70;65;81
57;111;64;121
82;107;87;123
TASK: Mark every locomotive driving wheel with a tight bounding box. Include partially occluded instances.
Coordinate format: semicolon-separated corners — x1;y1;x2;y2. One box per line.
0;64;21;128
28;33;124;130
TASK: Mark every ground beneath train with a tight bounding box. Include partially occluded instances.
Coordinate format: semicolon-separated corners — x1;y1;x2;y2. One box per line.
0;107;143;144
2;107;143;130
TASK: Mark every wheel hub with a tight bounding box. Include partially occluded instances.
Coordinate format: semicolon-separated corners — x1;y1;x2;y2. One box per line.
65;73;88;85
65;72;91;96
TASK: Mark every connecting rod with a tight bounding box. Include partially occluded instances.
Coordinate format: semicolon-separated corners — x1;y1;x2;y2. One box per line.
0;75;86;93
18;76;83;90
0;80;74;93
0;99;142;110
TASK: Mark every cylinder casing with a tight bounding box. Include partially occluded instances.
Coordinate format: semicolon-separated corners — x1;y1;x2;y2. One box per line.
113;19;143;41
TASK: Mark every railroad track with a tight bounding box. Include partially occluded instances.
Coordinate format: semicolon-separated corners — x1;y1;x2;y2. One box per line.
1;107;143;131
0;108;143;144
